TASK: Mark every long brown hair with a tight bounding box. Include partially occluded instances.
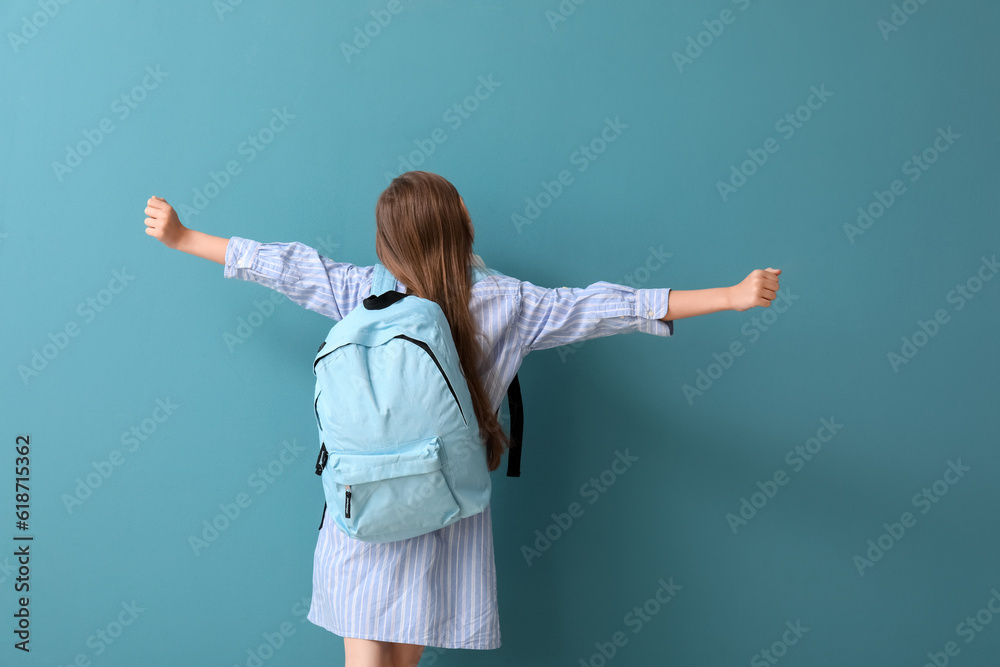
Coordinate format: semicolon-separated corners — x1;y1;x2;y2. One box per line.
375;171;509;472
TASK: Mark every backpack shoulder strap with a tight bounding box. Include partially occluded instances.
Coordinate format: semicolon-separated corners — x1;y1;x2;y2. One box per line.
471;257;523;477
371;262;399;296
504;374;523;477
470;254;498;286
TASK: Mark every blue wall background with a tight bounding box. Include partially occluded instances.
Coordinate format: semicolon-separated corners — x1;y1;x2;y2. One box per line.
3;1;999;665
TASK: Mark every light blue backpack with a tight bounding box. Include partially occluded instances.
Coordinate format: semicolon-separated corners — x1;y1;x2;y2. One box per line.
312;261;523;542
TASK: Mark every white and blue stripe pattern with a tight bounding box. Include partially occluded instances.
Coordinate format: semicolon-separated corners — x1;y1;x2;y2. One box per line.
224;236;674;649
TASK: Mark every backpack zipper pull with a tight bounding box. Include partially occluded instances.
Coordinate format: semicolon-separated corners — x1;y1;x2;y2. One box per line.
315;443;328;476
345;485;352;518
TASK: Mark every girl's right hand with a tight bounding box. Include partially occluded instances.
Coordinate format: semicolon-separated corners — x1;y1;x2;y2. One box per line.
144;196;187;250
728;268;781;311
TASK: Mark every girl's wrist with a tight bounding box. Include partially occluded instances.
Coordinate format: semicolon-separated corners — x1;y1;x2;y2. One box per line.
173;226;193;252
722;286;735;311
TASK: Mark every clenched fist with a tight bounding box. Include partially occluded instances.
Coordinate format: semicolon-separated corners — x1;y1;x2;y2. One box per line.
729;268;781;311
144;196;187;249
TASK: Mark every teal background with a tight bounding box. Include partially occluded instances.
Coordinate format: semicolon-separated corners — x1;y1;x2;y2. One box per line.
2;0;999;665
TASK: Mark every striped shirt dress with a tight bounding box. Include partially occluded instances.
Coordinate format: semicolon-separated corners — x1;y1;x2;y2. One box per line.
223;236;674;649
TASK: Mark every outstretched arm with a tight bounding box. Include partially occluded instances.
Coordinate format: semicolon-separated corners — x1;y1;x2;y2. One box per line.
662;268;781;321
144;196;228;264
143;195;373;322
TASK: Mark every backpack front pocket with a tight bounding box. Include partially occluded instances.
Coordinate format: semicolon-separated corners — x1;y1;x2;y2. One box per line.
320;436;462;542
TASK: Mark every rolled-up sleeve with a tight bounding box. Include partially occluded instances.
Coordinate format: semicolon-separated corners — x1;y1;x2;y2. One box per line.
225;237;267;280
515;280;673;352
223;236;371;321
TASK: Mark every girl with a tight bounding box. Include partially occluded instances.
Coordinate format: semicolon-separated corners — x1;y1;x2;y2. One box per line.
143;170;780;667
